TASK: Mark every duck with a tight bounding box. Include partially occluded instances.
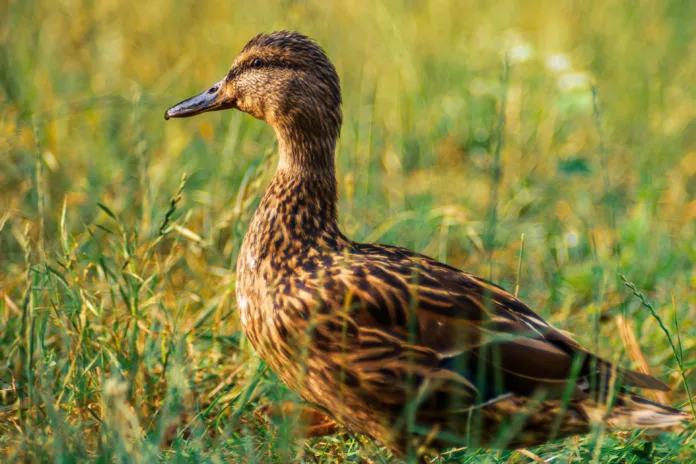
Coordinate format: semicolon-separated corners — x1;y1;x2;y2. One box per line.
164;31;689;458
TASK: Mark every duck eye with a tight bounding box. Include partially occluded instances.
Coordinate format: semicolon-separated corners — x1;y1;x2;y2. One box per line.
252;58;264;69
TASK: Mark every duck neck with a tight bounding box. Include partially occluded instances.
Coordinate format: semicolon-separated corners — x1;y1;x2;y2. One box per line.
273;127;339;230
246;132;342;265
275;124;337;173
266;162;339;234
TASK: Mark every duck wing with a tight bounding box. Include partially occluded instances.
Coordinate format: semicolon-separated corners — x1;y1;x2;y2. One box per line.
325;242;669;402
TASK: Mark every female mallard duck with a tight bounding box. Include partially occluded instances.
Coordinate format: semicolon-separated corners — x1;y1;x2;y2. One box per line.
165;31;689;457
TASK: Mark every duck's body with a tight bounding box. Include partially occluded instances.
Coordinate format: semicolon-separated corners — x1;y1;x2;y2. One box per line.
166;31;689;456
234;164;682;452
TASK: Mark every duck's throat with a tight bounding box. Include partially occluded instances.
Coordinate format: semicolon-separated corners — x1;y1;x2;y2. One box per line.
243;144;341;267
275;122;339;173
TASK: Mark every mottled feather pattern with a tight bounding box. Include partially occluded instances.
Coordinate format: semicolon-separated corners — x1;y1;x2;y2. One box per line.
237;167;685;452
166;30;691;457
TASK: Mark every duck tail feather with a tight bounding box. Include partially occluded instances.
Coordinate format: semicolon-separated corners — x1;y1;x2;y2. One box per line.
584;393;692;430
618;368;670;392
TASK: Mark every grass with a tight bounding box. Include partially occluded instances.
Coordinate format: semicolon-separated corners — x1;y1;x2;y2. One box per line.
1;0;695;461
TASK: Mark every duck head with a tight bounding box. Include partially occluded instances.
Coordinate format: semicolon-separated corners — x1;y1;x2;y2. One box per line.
165;31;342;170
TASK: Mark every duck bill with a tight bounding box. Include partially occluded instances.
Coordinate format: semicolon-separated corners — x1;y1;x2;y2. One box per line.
164;80;234;120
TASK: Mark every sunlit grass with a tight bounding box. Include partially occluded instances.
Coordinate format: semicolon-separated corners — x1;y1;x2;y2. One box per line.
1;0;695;461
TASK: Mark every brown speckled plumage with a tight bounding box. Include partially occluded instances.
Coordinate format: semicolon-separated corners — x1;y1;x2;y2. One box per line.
165;31;690;457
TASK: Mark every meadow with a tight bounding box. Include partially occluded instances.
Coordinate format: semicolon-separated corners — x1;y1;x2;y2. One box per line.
1;0;695;461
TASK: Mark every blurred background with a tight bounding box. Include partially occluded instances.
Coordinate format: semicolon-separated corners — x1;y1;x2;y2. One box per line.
1;0;695;461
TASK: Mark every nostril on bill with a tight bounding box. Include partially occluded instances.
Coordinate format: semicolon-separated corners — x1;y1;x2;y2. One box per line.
208;86;219;94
